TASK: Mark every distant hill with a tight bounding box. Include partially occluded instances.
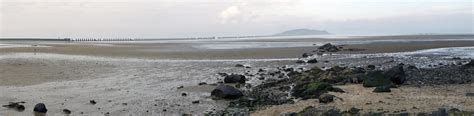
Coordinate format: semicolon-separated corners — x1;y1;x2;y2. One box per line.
273;29;331;36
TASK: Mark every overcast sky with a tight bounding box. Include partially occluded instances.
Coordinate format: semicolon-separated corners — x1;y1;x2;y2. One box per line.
0;0;473;38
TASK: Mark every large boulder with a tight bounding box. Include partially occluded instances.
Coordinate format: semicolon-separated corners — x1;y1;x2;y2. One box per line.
384;65;406;85
224;74;246;83
211;85;244;99
318;43;340;52
363;71;392;87
367;65;376;70
33;103;48;113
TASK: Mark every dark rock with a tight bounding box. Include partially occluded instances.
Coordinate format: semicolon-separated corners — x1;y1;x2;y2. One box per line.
192;100;200;104
373;86;391;93
224;74;246;83
448;108;461;113
280;112;298;116
307;59;318;63
384;65;406;85
235;64;245;67
327;66;346;72
398;112;410;116
298;106;316;115
296;60;305;64
318;93;335;103
367;65;376;70
33;103;48;113
211;85;244;99
181;93;187;96
466;93;474;96
198;82;207;85
15;105;25;111
464;60;474;67
298;106;341;115
90;100;97;105
318;43;340;52
348;107;361;114
292;82;343;99
363;71;392;87
302;53;311;58
177;86;184;89
452;57;461;60
432;108;447;116
287;71;301;78
2;102;26;111
217;73;228;77
407;65;418;70
63;109;71;114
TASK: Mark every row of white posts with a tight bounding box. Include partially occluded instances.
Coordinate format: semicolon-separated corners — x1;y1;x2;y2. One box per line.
68;38;135;41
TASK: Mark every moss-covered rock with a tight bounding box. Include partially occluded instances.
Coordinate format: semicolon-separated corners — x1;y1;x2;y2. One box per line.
363;71;392;87
292;82;344;99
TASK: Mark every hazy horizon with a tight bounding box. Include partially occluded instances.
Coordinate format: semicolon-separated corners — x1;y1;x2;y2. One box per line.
1;0;473;38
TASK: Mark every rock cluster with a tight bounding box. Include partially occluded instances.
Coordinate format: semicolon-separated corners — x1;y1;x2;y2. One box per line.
211;85;244;99
318;43;340;52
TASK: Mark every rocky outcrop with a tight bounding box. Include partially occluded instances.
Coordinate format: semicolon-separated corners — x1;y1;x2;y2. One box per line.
211;85;244;99
292;82;344;99
318;43;340;52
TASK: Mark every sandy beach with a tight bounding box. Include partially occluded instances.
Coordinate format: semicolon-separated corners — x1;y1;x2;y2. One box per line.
1;35;474;115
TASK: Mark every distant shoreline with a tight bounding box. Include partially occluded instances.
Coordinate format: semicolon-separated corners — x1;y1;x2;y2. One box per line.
1;34;473;41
